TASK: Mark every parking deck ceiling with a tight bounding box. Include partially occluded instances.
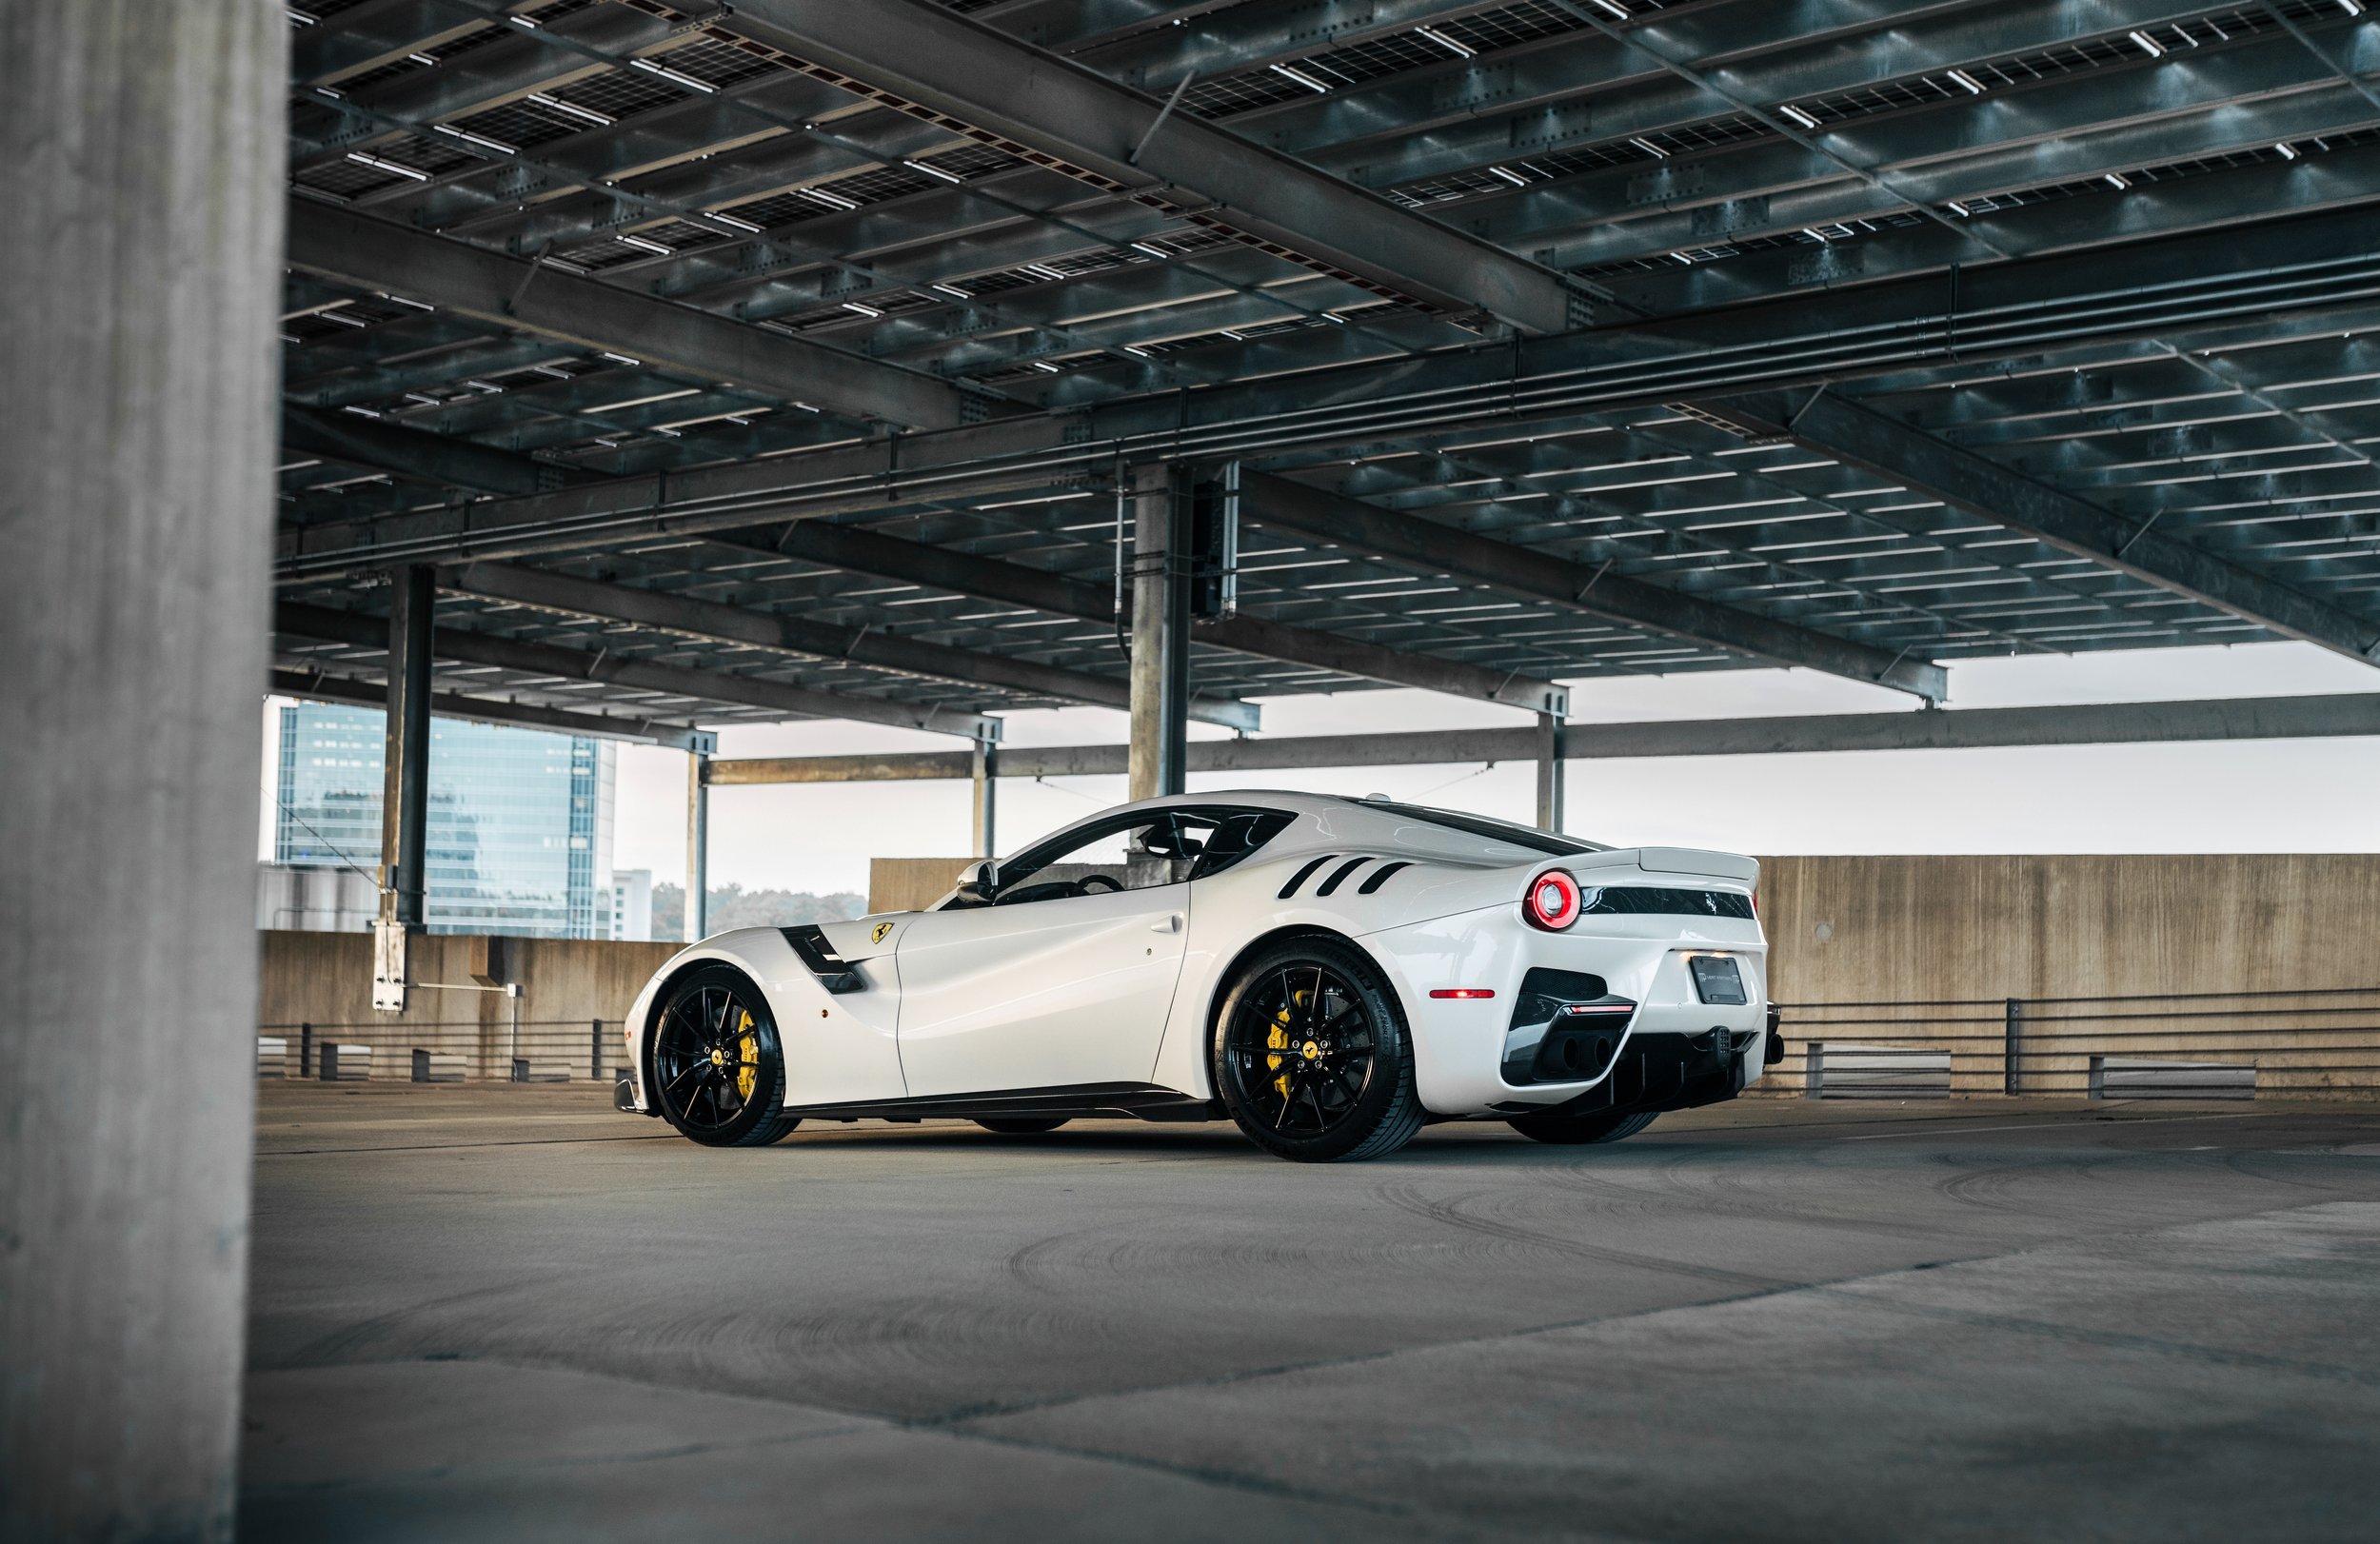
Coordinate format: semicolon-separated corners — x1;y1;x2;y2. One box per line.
274;0;2380;740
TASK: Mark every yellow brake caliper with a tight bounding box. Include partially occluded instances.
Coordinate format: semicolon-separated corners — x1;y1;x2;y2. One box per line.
735;1009;759;1100
1267;990;1307;1100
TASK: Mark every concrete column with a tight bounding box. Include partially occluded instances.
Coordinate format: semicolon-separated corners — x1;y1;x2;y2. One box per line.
686;751;710;940
1128;464;1190;802
379;565;434;930
1535;711;1567;833
0;5;287;1540
970;736;999;857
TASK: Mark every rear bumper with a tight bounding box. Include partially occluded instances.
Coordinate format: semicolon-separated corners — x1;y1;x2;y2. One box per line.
1360;906;1771;1116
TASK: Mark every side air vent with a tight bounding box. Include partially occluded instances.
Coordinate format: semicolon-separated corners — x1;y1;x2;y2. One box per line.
1277;854;1338;899
781;925;863;994
1314;857;1372;896
1356;861;1412;895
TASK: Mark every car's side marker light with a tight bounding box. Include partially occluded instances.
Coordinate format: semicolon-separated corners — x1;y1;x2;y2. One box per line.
1430;988;1497;1000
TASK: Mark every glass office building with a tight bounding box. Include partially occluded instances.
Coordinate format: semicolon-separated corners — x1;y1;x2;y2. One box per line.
274;703;615;938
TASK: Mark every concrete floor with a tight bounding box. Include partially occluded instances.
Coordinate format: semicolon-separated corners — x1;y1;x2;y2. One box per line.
243;1085;2380;1543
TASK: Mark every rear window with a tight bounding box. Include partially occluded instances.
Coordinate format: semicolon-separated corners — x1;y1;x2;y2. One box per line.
1339;798;1600;859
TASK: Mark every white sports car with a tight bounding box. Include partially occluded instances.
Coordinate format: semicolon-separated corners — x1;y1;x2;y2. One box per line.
616;791;1780;1162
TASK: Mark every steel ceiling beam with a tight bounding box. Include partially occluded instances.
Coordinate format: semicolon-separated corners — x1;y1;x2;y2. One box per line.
273;599;1003;738
284;200;975;431
763;520;1572;714
438;558;1259;729
1711;390;2380;664
700;690;2380;783
1235;468;1946;701
268;665;717;751
712;0;1582;333
280;404;592;498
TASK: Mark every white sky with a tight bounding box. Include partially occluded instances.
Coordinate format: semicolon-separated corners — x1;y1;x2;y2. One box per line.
266;640;2380;897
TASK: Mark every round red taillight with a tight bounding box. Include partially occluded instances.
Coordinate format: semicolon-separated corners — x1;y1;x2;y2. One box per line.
1524;868;1581;931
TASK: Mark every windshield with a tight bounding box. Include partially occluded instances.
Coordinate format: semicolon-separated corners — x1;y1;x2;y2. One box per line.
1336;798;1602;859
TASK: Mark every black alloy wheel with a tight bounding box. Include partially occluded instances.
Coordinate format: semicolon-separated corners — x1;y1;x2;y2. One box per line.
1213;937;1424;1162
973;1118;1071;1135
650;964;799;1147
1505;1108;1659;1146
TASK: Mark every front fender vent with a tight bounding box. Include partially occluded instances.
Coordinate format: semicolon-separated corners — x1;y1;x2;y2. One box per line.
781;925;863;994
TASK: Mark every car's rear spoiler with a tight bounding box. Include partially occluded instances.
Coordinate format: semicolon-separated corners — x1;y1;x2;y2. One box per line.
1572;847;1758;886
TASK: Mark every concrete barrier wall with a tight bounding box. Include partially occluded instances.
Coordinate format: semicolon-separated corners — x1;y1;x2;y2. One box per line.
258;931;678;1082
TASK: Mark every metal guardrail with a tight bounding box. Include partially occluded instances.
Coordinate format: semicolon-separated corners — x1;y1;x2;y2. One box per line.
257;1019;623;1085
1772;987;2380;1100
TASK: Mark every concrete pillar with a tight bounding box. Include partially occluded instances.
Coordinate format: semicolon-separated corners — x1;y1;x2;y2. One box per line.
1535;711;1567;833
970;735;999;857
1128;464;1190;802
0;5;286;1540
379;566;434;930
687;750;710;940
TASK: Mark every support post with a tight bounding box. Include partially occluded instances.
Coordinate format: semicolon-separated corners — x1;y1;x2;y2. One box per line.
1128;464;1191;802
970;735;999;857
373;564;434;1011
686;749;710;940
2003;997;2023;1096
1804;1041;1826;1099
1535;711;1567;833
0;3;286;1536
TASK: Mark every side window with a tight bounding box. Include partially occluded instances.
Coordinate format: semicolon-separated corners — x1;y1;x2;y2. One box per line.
994;814;1222;905
1188;809;1296;880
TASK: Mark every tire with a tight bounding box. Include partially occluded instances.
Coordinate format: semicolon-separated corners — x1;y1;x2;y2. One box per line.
974;1118;1070;1135
648;964;801;1148
1505;1108;1658;1146
1212;936;1425;1163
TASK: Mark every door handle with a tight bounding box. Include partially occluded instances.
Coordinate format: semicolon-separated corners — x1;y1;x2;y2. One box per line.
1149;914;1181;934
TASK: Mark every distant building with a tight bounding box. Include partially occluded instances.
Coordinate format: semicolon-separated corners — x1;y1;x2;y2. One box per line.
273;703;616;938
610;868;653;941
256;861;377;932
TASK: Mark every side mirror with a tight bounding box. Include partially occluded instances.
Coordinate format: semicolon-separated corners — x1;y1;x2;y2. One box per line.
953;859;998;904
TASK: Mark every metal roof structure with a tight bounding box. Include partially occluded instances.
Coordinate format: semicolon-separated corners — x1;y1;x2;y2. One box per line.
273;0;2380;745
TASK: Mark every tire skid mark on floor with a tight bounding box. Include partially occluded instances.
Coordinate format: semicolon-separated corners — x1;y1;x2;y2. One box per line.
1373;1182;1790;1292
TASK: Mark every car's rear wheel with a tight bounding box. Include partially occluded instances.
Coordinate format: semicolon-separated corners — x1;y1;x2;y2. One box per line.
974;1118;1069;1135
1213;938;1424;1162
1505;1108;1658;1145
650;964;799;1147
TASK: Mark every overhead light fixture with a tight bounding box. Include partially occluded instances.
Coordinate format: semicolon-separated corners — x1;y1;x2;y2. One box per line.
1946;69;1983;94
1591;0;1631;17
1031;361;1061;373
344;151;428;182
1319;311;1346;325
1945;199;1971;216
435;124;516;155
2103;171;2131;189
1023;263;1067;281
1415;25;1473;57
1269;63;1331;93
1488;165;1529;187
2128;30;2165;57
1220;328;1245;340
2275;141;2300;160
1802;228;1830;243
528;92;611;127
902;159;964;185
1123;345;1152;357
2341;0;2366;15
629;57;716;93
709;212;763;233
1778;104;1820;130
1628;136;1669;159
798;186;858;210
1130;241;1170;258
618;233;672;255
929;282;971;300
407;51;436;65
841;301;883;317
598;352;641;366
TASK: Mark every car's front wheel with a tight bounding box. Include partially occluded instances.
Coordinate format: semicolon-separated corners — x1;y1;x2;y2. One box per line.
1212;937;1424;1162
1505;1108;1658;1145
650;964;799;1147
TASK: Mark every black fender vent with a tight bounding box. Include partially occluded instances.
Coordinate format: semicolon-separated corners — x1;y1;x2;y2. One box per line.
781;925;863;994
1356;861;1413;895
